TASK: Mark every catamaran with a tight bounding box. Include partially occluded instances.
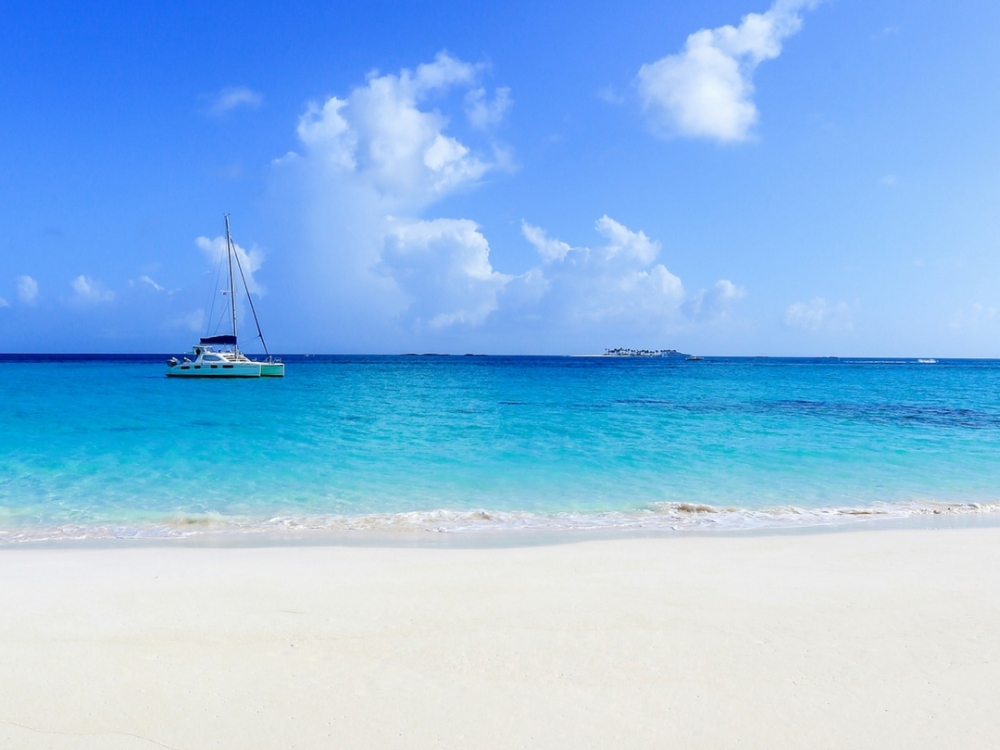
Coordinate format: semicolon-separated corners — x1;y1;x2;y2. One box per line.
167;216;284;378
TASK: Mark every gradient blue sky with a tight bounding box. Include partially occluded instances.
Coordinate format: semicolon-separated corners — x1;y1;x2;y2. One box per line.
2;0;999;355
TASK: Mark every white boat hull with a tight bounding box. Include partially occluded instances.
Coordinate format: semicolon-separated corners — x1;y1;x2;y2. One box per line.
167;361;262;378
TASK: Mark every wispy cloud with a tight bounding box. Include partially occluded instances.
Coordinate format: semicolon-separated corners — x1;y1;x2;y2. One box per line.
16;275;38;304
70;275;114;304
464;87;512;130
521;222;572;262
683;279;747;321
637;0;817;142
949;303;998;330
0;296;9;308
175;309;205;333
783;297;852;332
138;275;164;291
596;86;625;105
195;236;265;295
208;86;263;116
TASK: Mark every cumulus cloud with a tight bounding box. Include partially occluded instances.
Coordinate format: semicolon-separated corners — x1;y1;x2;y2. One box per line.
293;51;496;208
596;215;660;264
195;236;265;295
637;0;816;142
517;217;741;329
16;275;38;304
208;86;263;115
523;216;664;269
266;53;742;351
268;52;515;342
380;218;511;328
70;275;114;304
783;297;852;332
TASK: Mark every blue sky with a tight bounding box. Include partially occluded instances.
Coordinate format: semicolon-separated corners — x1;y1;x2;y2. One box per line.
2;0;999;355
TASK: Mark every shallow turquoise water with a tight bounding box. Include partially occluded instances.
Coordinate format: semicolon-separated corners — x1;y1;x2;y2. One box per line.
1;355;999;538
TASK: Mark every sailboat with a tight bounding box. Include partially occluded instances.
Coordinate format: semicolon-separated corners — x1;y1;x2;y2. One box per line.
166;216;284;378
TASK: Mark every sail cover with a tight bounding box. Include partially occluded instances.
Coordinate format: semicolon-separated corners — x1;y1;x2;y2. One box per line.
200;335;237;345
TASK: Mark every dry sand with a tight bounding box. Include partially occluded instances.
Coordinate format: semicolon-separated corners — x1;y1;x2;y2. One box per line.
1;526;999;749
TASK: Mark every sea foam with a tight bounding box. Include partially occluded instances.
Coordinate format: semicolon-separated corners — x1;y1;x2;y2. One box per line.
2;500;999;544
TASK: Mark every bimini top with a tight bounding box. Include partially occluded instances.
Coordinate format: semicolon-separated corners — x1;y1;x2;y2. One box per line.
199;334;237;346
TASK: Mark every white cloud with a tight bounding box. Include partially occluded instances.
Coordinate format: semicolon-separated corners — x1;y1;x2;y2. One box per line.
537;218;684;325
783;297;852;332
684;279;747;320
880;174;897;186
195;236;265;295
518;217;741;329
0;296;8;308
294;51;492;208
596;215;661;264
267;52;514;344
70;275;115;304
209;86;263;115
138;275;164;292
380;219;511;328
597;86;625;105
176;309;206;333
464;87;512;129
637;0;816;142
522;221;572;262
16;275;38;304
267;54;741;351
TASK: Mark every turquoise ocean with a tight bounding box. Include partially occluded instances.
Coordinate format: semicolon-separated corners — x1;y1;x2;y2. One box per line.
2;355;999;542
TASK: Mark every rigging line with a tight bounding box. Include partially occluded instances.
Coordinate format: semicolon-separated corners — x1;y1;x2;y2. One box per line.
230;232;270;358
204;239;226;337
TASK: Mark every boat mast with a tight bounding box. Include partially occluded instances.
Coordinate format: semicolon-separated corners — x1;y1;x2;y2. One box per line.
224;214;239;351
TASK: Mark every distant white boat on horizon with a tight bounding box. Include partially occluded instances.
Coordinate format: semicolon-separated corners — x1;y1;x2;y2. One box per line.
167;215;283;378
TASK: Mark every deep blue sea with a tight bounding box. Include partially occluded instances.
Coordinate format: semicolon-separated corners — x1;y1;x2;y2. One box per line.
1;355;999;541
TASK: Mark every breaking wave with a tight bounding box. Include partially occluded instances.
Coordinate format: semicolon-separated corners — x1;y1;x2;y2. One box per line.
2;500;1000;544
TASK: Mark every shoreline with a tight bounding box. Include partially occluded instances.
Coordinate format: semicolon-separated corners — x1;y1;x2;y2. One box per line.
4;506;1000;550
3;525;1000;748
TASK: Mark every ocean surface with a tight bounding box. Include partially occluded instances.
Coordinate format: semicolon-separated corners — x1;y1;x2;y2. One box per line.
1;354;999;542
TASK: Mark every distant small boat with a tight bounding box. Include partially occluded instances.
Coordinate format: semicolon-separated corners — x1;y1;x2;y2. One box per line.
167;215;283;378
918;359;938;364
685;356;704;361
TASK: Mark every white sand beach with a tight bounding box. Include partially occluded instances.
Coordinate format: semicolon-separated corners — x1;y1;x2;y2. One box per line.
2;525;999;749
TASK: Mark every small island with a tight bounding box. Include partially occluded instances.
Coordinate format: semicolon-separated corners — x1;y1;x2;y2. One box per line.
603;348;690;357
